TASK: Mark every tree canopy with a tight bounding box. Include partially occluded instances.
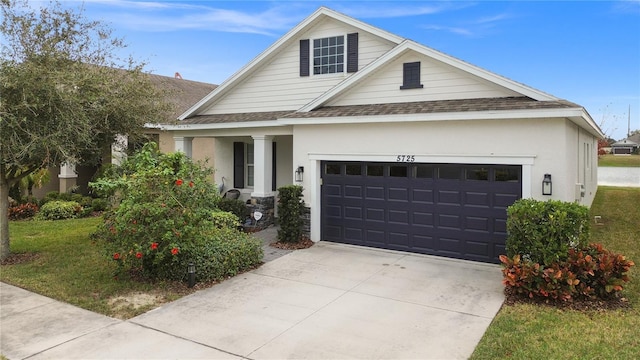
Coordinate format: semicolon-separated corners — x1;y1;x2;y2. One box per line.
0;0;171;260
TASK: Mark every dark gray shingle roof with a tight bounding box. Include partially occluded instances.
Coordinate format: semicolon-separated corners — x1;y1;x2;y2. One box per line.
148;74;217;120
180;97;581;125
285;97;579;119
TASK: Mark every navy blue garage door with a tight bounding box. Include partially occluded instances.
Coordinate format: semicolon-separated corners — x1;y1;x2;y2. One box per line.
321;162;521;263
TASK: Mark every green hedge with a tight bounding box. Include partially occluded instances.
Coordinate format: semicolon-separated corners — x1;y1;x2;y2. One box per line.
506;199;590;265
277;185;304;243
37;200;81;220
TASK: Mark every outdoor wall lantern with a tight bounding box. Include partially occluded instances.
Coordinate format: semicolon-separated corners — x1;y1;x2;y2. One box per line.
188;262;196;288
542;174;552;196
295;166;304;182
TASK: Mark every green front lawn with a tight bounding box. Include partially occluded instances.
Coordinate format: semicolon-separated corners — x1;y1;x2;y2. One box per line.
471;187;640;359
0;217;194;319
599;154;640;167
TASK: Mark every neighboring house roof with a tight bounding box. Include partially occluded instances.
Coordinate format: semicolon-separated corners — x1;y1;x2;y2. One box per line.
611;139;639;147
172;6;603;138
147;74;217;121
627;133;640;144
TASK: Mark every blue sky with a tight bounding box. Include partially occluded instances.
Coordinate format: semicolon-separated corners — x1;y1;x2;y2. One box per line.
63;1;639;140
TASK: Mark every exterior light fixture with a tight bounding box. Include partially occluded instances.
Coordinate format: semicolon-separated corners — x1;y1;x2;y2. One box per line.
295;166;304;182
188;262;196;288
542;174;552;196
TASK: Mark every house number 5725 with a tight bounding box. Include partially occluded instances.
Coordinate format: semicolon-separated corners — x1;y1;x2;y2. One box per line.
396;155;415;163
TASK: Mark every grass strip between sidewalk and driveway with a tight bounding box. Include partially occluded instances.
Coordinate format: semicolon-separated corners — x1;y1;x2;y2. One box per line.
471;186;640;359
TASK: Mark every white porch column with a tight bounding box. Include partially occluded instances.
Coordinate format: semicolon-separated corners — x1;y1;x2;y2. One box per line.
111;134;128;165
251;135;274;198
174;136;193;158
58;163;77;193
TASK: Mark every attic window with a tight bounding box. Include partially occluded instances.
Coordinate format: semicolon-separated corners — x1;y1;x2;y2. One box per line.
313;36;344;74
400;62;423;90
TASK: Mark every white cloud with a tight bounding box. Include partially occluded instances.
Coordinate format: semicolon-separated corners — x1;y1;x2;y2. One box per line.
612;0;640;15
422;24;474;37
421;11;514;38
77;1;305;35
332;3;467;18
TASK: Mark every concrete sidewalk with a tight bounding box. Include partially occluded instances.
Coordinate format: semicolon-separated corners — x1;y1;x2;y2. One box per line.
1;229;504;360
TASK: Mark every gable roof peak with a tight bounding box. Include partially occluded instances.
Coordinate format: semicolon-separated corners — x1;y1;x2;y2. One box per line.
179;6;404;120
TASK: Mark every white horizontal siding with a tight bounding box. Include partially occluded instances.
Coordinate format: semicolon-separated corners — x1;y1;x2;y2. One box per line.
203;17;396;114
331;52;520;106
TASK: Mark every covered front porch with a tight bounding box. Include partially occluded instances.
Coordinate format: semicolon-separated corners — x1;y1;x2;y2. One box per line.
172;130;296;229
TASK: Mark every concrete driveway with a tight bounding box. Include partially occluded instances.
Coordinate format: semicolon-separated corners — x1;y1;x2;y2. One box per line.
1;242;504;359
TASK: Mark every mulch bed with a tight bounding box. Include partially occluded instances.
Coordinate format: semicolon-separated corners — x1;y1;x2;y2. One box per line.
503;286;631;312
270;237;315;250
1;252;40;266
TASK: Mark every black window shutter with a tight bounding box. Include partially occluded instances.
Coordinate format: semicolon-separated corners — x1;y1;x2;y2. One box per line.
300;39;310;77
233;142;245;188
400;62;423;89
347;33;358;73
272;142;277;191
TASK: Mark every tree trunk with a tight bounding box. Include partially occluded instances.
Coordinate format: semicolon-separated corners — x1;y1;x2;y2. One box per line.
0;168;10;261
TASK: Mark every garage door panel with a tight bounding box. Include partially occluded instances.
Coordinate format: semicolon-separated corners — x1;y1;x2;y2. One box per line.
494;192;520;208
437;190;461;204
344;227;363;243
388;187;409;201
389;232;410;248
413;212;434;227
465;191;491;207
389;210;409;225
322;162;521;263
344;206;362;220
412;188;434;203
324;184;342;196
411;234;436;251
344;185;363;198
365;186;385;199
494;218;507;234
465;240;490;258
438;214;461;229
465;216;490;232
439;237;464;254
494;242;506;257
366;208;385;222
325;205;342;218
366;229;386;245
324;225;342;241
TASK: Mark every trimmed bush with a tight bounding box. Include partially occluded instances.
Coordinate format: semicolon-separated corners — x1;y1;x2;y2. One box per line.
37;200;81;220
8;203;39;220
217;197;249;223
506;199;590;265
91;198;110;212
43;191;60;203
500;243;634;301
277;185;304;243
211;211;241;229
185;228;263;281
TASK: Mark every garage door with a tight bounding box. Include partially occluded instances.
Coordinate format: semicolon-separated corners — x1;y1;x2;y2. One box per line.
321;162;521;263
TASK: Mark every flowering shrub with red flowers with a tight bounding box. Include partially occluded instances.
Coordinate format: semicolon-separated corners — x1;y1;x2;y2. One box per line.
91;142;262;281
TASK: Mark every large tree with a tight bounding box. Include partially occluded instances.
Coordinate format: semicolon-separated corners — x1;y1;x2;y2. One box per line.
0;0;171;260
